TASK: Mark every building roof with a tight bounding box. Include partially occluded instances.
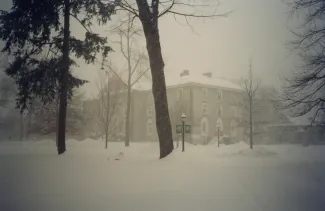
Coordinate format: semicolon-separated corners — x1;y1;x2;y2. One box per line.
132;73;244;92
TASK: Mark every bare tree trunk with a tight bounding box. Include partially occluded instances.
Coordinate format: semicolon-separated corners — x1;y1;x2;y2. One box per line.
125;19;132;147
27;101;33;141
105;121;108;149
105;130;108;149
244;59;258;150
249;97;253;149
57;0;70;155
56;92;59;147
125;85;131;147
141;22;174;158
105;88;109;149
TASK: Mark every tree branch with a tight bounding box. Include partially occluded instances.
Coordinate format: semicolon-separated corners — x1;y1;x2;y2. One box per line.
119;0;139;17
95;59;128;87
162;9;228;18
131;67;150;87
158;0;232;18
131;52;145;75
70;13;92;33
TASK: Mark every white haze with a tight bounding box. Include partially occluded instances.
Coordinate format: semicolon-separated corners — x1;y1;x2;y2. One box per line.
0;0;301;97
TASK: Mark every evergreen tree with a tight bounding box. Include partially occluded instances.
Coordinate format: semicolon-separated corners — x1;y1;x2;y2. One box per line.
0;0;117;154
66;90;86;136
30;90;85;136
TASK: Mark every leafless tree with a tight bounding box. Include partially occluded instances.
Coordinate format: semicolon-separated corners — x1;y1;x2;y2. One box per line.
282;0;325;127
103;11;150;147
243;59;260;149
96;70;121;149
103;0;230;158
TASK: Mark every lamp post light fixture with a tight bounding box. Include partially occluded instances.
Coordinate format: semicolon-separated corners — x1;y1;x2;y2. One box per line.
181;113;186;152
181;113;187;121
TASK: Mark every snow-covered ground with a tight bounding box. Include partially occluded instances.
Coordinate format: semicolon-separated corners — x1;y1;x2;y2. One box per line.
1;139;325;211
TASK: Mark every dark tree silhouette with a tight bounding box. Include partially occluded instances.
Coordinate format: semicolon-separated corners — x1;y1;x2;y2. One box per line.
0;0;116;154
282;0;325;126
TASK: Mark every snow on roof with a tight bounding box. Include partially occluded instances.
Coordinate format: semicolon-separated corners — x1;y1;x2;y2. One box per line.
132;73;244;92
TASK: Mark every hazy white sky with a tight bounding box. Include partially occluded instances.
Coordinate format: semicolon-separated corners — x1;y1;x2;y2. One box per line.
0;0;300;98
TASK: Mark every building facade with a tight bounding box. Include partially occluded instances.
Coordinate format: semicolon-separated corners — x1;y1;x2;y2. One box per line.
130;70;245;145
83;70;294;145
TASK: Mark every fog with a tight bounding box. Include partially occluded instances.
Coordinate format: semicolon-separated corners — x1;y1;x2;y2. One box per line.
1;1;324;211
74;0;298;98
0;0;298;98
0;0;311;141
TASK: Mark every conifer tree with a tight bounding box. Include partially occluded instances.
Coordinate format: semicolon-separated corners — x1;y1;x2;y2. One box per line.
0;0;117;154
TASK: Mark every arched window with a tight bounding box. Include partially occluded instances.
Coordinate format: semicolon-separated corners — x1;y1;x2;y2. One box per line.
202;102;208;115
146;119;153;136
201;117;209;136
147;106;153;117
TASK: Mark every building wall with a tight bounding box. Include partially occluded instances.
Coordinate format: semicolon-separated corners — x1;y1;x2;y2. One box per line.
131;86;193;142
189;85;244;144
131;90;157;142
130;84;245;145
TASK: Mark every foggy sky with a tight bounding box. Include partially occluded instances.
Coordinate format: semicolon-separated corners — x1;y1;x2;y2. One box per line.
0;0;300;98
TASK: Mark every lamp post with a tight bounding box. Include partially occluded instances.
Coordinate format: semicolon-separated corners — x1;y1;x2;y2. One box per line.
181;113;187;152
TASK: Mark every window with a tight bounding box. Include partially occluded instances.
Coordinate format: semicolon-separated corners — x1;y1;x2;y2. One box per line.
147;106;153;117
202;87;208;98
201;117;209;136
146;119;153;136
177;88;183;101
217;105;223;116
202;102;208;115
217;90;222;100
